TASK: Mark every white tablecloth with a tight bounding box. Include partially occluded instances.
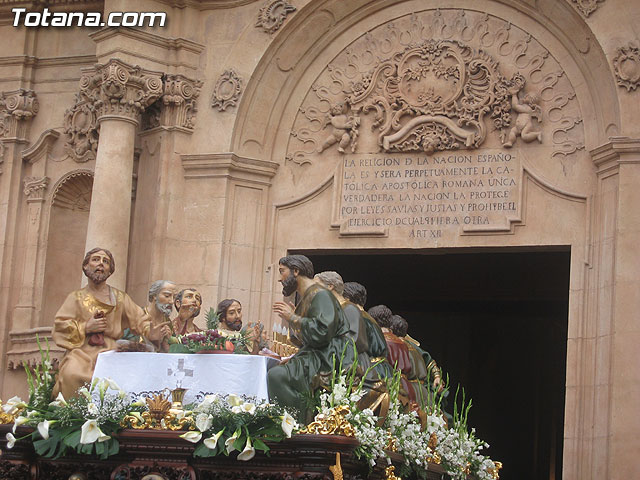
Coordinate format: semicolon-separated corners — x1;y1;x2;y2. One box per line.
92;351;278;404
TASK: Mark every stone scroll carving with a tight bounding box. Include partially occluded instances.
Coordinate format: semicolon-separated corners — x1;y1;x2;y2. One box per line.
211;70;243;111
0;89;38;139
23;176;49;200
613;43;640;92
64;59;163;163
256;0;296;34
567;0;605;17
287;10;582;171
344;40;534;154
142;74;203;130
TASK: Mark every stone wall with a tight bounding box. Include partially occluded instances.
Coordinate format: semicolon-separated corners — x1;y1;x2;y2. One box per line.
0;1;638;478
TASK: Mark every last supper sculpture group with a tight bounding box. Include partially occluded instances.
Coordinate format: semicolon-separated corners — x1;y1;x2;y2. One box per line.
0;247;502;480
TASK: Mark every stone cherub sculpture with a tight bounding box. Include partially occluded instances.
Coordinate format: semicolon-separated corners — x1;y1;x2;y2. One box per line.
502;91;542;148
318;101;360;154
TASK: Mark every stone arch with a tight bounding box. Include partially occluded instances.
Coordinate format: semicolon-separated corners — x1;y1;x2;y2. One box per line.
232;0;620;163
41;170;93;326
227;2;624;478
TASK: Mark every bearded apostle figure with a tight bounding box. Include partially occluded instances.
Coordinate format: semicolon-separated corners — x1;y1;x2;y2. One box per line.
52;248;161;399
269;255;353;423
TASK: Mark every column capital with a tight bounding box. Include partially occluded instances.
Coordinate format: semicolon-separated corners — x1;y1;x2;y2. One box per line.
0;89;39;140
79;59;163;122
23;176;49;202
64;59;163;163
590;137;640;175
142;73;203;131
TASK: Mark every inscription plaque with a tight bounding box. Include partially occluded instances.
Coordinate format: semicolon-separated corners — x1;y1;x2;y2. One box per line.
336;151;520;239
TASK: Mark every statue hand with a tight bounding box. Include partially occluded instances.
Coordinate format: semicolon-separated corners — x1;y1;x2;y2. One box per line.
272;301;294;322
148;321;171;342
86;312;107;333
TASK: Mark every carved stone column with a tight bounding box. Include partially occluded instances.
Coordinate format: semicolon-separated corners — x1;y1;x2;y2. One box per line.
0;89;38;387
76;59;162;289
588;137;640;480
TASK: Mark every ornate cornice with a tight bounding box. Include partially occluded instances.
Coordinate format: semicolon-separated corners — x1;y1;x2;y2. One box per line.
591;136;640;174
0;89;39;139
181;152;279;185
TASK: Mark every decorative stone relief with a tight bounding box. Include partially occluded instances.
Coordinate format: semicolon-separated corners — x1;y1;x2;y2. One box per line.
142;74;203;130
64;59;163;162
0;89;38;140
287;10;582;168
567;0;605;17
613;43;640;92
23;176;49;201
63;96;99;163
255;0;296;34
211;70;243;111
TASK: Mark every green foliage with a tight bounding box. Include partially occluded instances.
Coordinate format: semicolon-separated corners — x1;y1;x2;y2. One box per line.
205;307;220;330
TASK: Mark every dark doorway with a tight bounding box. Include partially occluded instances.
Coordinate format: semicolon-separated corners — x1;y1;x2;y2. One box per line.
297;248;569;480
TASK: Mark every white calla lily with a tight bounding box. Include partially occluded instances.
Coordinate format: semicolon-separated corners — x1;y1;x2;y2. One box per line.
80;419;106;444
203;429;225;450
241;403;256;415
281;411;296;438
237;436;255;461
37;420;54;440
225;428;240;453
5;432;16;449
195;413;213;433
12;416;28;433
2;396;26;415
49;392;67;407
87;402;99;417
180;431;202;443
227;393;243;407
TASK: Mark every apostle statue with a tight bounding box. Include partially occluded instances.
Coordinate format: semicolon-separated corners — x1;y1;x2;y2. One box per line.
269;255;353;423
172;288;202;335
342;281;393;383
52;248;158;399
143;280;177;352
216;299;262;354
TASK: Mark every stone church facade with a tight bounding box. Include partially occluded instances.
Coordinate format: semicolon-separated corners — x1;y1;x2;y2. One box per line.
0;0;638;478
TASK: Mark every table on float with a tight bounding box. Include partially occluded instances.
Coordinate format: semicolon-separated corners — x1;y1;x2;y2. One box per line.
92;351;279;404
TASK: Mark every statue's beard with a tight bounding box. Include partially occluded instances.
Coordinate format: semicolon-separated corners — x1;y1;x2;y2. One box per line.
282;273;298;297
84;267;110;284
179;304;200;319
223;318;243;331
156;299;173;316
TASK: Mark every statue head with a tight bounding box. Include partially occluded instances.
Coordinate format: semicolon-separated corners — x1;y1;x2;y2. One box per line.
174;288;202;319
343;282;367;308
82;247;115;284
368;304;392;328
390;314;408;337
314;271;344;295
330;101;348;116
278;255;314;297
148;280;177;317
217;298;243;331
523;92;540;107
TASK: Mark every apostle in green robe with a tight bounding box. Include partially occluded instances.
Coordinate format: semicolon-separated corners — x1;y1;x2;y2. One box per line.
269;255;353;423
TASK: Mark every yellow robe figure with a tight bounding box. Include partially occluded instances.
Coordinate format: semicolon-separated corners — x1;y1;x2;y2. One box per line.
52;287;147;399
